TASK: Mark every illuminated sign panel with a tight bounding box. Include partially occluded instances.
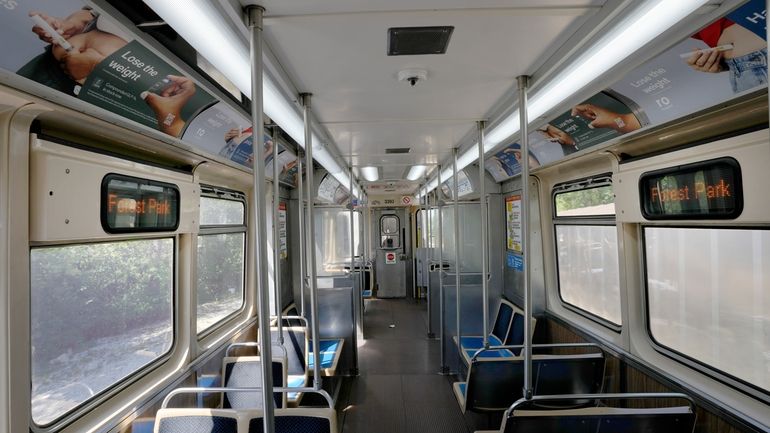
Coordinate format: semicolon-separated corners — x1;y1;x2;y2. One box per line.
640;158;742;220
101;174;180;233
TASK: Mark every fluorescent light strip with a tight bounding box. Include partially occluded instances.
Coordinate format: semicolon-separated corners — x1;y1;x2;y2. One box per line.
421;0;708;195
361;166;379;182
406;165;427;181
143;0;360;198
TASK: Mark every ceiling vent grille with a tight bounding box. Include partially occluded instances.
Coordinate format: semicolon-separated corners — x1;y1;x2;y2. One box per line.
387;26;454;56
385;147;411;154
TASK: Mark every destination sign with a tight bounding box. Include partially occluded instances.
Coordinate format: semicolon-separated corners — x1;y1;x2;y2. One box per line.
640;158;742;220
101;174;180;233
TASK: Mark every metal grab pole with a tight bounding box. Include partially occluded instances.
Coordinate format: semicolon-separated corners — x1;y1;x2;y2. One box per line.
272;128;283;344
301;93;322;387
453;149;461;359
246;6;274;433
478;121;489;348
297;151;306;318
437;169;448;373
517;75;533;400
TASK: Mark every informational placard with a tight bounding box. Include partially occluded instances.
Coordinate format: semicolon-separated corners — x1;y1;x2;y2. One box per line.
101;173;179;233
505;195;522;252
278;202;288;259
507;251;524;272
385;251;397;265
640;157;742;220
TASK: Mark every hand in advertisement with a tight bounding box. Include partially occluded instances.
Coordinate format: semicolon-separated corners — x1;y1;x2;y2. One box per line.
224;128;243;142
686;48;726;73
29;9;94;43
142;75;197;137
571;103;641;133
58;46;104;83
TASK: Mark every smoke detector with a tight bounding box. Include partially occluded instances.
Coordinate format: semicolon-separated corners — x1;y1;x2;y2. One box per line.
398;69;428;87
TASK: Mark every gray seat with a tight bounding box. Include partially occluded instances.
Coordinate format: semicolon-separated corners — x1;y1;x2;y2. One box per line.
154;409;238;433
222;356;286;409
475;393;696;433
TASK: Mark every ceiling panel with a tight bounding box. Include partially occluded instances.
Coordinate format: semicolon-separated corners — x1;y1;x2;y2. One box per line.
257;1;604;187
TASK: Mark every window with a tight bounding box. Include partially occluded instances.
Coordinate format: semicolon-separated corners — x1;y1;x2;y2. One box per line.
197;189;246;334
380;215;401;249
645;227;770;393
30;239;174;425
553;177;621;326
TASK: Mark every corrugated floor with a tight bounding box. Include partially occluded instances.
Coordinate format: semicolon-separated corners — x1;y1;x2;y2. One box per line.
339;299;483;433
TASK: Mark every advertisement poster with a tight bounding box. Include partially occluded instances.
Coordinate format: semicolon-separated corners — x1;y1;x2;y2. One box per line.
506;195;522;252
278;202;288;259
5;1;215;137
485;143;542;182
485;0;767;184
317;174;340;203
442;169;474;199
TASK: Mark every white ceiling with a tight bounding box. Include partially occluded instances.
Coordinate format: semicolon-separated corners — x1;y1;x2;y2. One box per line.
258;0;607;188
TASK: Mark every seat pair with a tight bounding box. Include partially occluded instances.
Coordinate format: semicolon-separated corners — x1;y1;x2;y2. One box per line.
154;407;337;433
454;299;536;365
453;345;606;413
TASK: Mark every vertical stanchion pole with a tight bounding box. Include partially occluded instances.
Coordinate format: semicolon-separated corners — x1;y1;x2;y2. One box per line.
272;127;283;344
453;149;461;360
424;183;432;337
478;121;489;348
297;151;306;318
517;75;533;400
437;169;448;373
246;6;274;433
350;166;362;364
301;93;322;387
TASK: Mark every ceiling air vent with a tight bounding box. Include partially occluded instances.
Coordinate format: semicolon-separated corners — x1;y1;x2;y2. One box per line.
387;26;454;56
385;147;411;154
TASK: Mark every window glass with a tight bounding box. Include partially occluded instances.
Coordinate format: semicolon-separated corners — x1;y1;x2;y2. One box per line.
381;215;399;234
645;227;770;391
556;225;621;325
30;239;174;425
197;233;245;332
555;185;615;217
200;197;244;226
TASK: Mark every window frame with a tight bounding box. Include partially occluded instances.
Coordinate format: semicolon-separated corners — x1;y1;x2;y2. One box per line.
552;174;622;331
195;186;247;338
641;224;770;403
29;236;178;428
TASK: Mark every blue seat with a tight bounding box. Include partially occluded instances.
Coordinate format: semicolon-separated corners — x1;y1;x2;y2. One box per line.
307;339;344;375
245;408;337;433
454;299;517;358
455;351;605;414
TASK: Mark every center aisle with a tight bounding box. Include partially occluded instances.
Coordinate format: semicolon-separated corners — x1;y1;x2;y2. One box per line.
340;299;471;433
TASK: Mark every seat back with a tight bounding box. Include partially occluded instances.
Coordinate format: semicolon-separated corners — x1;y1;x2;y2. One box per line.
465;358;524;412
533;353;605;407
245;408;337;433
222;356;286;409
270;327;306;376
154;408;239;433
504;406;695;433
491;300;515;343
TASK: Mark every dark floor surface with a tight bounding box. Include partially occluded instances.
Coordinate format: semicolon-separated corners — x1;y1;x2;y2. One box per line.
338;298;492;433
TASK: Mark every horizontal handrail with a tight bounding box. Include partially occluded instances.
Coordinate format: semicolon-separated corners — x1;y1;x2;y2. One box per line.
270;315;309;328
162;387;334;409
506;392;696;418
470;342;602;362
225;342;288;358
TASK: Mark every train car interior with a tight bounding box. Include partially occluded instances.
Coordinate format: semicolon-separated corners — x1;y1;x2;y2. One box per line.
1;0;769;432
